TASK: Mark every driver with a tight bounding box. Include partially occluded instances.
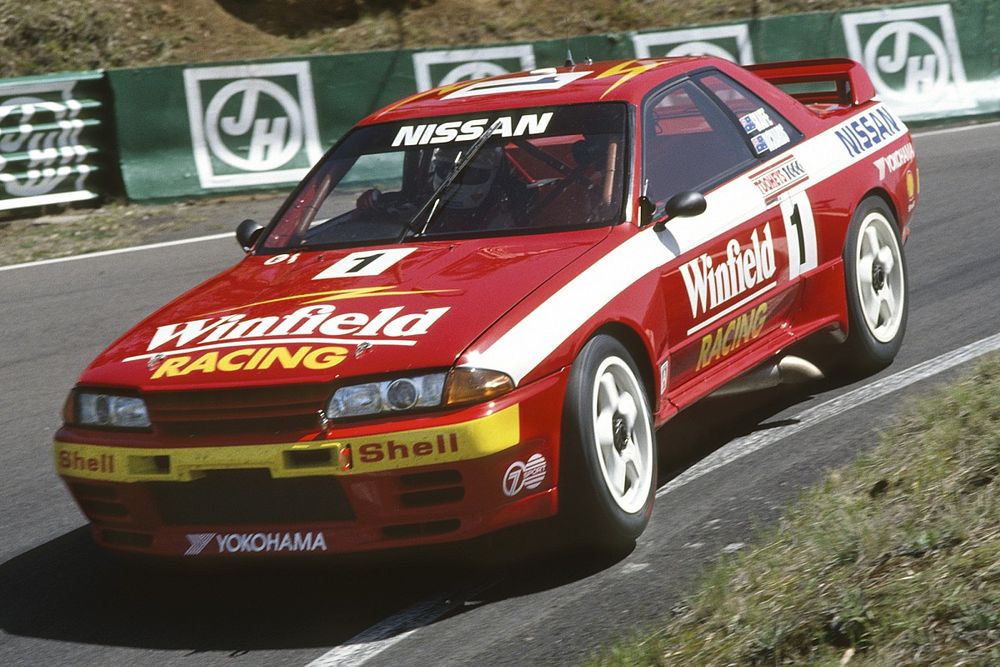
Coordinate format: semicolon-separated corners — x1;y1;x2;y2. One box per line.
355;145;519;231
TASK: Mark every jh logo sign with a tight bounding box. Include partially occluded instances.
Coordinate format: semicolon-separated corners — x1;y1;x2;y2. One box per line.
842;4;971;114
183;62;322;189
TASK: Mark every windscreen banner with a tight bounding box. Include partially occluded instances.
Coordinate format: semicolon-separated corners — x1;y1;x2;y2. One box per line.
96;0;1000;201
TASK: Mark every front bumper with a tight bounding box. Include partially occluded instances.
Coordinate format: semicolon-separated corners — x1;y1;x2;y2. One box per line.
54;370;568;558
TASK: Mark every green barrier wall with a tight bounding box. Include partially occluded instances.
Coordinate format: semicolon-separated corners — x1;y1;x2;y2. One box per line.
7;0;997;204
0;71;114;212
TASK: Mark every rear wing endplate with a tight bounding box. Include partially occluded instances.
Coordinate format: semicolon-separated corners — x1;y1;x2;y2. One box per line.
746;58;876;106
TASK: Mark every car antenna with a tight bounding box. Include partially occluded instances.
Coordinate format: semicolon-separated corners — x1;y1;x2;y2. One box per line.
565;48;575;67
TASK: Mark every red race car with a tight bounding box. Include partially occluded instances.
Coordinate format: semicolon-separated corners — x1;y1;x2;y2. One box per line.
55;56;917;558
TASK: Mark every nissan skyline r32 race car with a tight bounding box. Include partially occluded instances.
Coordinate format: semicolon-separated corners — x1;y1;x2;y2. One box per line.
55;56;918;558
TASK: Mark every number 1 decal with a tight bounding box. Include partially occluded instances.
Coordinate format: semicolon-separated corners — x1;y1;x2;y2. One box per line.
779;191;817;279
313;247;417;280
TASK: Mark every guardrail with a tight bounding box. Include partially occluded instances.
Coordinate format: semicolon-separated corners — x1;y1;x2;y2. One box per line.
0;71;114;212
0;0;996;209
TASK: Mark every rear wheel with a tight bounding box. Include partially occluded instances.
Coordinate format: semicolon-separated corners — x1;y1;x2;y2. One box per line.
560;335;656;553
841;196;908;373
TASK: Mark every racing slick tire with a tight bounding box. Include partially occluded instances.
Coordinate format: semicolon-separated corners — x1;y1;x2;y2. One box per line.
560;335;656;554
841;196;908;374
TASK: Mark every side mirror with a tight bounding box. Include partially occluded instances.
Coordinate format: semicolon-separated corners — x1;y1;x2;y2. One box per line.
235;219;264;252
654;191;707;231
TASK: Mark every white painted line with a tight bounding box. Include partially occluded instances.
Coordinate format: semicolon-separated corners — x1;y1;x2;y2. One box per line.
305;594;453;667
657;331;1000;497
306;583;494;667
913;119;1000;138
0;232;232;273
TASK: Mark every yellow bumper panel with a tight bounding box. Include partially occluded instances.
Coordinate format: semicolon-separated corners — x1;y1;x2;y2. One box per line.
55;405;520;482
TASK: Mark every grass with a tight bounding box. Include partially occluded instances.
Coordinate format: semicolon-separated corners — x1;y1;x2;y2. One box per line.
0;0;915;79
591;354;1000;666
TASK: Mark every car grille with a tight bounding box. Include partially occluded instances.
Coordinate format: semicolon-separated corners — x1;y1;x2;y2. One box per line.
149;469;354;525
144;384;329;438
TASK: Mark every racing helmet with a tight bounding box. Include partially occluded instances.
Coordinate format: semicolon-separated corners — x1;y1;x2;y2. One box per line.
431;145;503;210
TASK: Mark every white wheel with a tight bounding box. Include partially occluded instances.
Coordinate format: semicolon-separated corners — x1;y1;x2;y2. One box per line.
854;211;905;343
561;335;656;553
841;196;908;373
591;356;654;514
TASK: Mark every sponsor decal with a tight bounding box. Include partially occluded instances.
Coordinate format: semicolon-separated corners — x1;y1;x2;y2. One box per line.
906;169;917;211
874;141;916;179
751;125;790;154
835;107;903;158
750;156;807;203
594;60;668;98
841;5;972;113
183;62;322;189
0;79;94;208
58;449;115;474
184;531;328;556
357;433;459;464
391;112;553;147
441;71;589;99
696;303;769;371
412;45;536;92
124;299;451;375
502;453;547;497
150;345;348;379
680;222;777;321
740;108;773;134
631;24;755;64
54;406;521;481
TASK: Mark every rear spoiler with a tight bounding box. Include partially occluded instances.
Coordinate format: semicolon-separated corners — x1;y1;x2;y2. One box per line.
746;58;876;106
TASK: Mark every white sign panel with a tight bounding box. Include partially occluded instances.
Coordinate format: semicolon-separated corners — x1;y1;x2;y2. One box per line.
184;62;323;189
412;45;536;92
632;24;755;64
842;4;972;115
0;79;95;210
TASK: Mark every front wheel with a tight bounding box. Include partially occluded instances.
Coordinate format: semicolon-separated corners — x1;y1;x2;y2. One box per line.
560;335;656;553
841;196;908;373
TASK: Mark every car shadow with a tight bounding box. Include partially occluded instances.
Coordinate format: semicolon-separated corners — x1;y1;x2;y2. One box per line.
0;368;867;654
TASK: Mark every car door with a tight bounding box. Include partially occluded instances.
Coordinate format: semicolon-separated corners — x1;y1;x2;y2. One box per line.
642;76;812;399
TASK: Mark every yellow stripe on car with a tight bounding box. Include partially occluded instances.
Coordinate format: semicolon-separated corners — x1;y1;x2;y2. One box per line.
54;405;520;482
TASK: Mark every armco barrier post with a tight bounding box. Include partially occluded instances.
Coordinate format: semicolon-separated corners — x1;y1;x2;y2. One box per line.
0;71;115;213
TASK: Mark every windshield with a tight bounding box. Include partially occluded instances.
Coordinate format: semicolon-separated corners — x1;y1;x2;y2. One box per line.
261;103;628;251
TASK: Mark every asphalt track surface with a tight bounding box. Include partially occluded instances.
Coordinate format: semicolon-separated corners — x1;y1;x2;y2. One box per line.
1;123;998;666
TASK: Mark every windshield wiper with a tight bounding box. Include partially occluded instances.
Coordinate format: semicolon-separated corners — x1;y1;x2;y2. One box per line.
397;119;502;242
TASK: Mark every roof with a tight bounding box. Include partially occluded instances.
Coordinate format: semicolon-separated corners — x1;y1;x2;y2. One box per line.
361;57;718;125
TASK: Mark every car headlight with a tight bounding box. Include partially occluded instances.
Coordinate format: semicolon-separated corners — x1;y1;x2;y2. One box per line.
326;368;514;419
71;391;151;429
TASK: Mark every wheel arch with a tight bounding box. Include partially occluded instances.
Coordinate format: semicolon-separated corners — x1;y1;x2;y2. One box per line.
588;322;657;407
858;187;900;230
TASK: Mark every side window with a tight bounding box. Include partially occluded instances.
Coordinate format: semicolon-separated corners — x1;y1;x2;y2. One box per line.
643;80;755;204
697;72;803;158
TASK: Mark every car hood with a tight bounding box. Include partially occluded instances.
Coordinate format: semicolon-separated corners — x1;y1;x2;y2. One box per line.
80;230;609;391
